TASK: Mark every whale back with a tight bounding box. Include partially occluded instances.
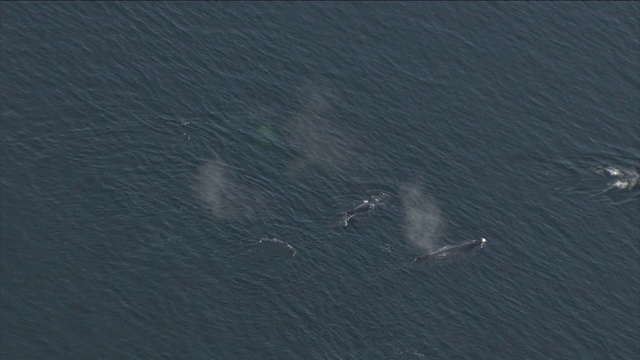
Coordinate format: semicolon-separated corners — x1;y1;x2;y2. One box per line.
415;238;487;262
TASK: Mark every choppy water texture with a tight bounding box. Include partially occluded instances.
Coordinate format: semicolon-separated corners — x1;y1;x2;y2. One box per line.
2;3;639;360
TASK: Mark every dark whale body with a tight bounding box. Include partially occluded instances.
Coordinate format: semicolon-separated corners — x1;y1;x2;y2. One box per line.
346;201;373;216
336;193;388;228
415;238;488;262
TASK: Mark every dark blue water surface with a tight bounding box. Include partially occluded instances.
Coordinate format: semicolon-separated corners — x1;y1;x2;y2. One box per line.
2;3;639;359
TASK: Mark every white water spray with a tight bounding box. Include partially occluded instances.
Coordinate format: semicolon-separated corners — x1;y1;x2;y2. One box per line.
593;165;639;190
194;160;265;220
401;184;445;252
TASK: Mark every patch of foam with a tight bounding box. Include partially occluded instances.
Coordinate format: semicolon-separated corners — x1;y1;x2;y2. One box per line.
258;237;297;257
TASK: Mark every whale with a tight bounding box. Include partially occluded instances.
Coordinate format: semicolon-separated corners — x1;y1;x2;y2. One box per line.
336;193;388;228
415;238;488;262
346;200;374;216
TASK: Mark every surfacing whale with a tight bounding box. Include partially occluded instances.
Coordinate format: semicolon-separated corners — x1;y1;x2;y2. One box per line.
336;193;388;228
593;165;639;190
415;238;488;262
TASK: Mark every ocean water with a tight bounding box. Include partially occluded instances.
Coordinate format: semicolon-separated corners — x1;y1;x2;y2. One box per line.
1;3;638;359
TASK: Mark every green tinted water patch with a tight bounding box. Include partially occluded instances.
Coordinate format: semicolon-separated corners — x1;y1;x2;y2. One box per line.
257;124;278;145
